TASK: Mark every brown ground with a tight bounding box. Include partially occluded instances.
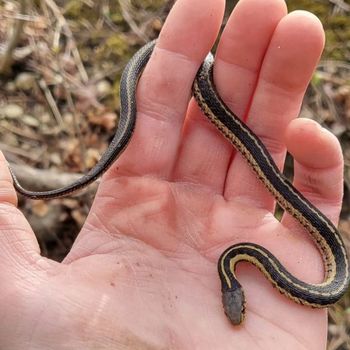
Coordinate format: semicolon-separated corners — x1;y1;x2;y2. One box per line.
0;0;349;348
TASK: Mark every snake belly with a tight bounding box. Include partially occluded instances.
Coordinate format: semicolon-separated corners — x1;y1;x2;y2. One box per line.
192;52;350;325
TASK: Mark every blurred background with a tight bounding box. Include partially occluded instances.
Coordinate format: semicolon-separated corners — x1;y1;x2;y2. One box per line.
0;0;349;348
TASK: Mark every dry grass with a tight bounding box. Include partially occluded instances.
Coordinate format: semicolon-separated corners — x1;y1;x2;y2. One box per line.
0;0;349;348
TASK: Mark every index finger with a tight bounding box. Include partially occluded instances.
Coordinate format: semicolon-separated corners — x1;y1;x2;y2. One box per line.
103;0;225;180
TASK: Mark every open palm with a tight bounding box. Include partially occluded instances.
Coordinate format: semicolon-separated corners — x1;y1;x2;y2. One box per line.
0;0;344;349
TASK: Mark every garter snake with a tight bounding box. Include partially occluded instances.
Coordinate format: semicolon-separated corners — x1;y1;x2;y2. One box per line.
9;40;350;325
193;50;350;325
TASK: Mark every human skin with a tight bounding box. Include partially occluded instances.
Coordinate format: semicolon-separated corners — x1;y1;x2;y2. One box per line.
0;0;345;349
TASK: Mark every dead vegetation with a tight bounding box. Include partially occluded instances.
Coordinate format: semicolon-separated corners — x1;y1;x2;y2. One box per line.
0;0;349;348
0;0;169;259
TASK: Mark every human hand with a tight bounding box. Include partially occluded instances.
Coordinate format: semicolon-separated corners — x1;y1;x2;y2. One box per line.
0;0;343;349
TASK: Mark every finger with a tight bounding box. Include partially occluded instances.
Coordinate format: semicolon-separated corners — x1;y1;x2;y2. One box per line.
279;118;343;289
224;12;325;210
173;0;287;191
282;118;343;230
0;153;50;275
105;0;225;181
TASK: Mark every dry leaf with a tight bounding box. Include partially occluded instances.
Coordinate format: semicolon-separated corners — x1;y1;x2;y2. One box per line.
88;111;117;130
71;208;86;226
32;200;49;217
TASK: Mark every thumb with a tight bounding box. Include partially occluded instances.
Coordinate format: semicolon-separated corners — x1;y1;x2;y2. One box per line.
0;152;51;277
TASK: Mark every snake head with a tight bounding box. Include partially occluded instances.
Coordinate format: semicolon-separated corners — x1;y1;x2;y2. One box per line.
222;288;245;325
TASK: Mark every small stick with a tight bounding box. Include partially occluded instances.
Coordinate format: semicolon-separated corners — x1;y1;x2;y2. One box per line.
44;0;89;83
329;0;350;12
0;142;42;162
38;78;65;128
119;0;148;42
0;121;42;141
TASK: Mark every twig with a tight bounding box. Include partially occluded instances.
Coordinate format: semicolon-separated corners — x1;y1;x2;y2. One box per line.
118;0;148;42
328;336;346;350
329;0;350;12
0;142;42;162
319;60;350;71
315;70;348;86
53;21;63;52
39;0;50;19
0;0;26;75
2;13;37;21
101;3;120;32
0;121;42;141
38;78;65;128
44;0;89;83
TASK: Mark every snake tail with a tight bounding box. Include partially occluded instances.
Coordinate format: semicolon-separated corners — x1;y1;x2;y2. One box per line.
10;40;157;199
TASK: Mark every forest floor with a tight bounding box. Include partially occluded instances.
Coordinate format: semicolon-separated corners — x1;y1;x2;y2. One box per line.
0;0;349;348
